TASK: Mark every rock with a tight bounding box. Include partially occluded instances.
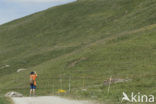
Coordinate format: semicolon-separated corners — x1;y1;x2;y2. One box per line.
104;78;131;85
17;68;27;72
5;65;10;67
5;91;23;97
81;89;87;91
0;65;10;69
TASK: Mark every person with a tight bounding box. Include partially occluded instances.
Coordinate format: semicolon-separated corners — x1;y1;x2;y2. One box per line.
30;71;37;96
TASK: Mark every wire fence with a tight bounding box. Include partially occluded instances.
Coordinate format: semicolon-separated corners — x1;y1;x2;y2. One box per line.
1;73;156;96
1;76;113;95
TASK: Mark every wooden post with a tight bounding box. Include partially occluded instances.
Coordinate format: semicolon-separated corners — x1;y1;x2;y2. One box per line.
53;79;55;95
83;77;85;89
60;78;62;89
69;76;71;93
107;76;112;94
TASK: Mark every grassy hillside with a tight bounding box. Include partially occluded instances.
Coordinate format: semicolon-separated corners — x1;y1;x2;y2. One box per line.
0;0;156;103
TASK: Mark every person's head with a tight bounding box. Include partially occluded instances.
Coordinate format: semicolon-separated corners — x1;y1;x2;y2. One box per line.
30;71;34;75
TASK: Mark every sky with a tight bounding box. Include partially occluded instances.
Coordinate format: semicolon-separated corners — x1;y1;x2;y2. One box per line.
0;0;76;25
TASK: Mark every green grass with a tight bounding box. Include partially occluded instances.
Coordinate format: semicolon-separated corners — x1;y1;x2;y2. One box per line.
0;0;156;103
0;97;12;104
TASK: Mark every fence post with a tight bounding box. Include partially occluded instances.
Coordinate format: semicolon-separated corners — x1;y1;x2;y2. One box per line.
107;76;112;94
60;77;62;89
53;79;55;95
83;77;85;89
69;76;71;93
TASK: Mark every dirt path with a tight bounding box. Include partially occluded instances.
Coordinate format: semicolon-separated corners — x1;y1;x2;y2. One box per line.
12;96;93;104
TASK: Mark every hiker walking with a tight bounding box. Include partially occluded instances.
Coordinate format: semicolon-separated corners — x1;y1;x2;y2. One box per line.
30;71;37;96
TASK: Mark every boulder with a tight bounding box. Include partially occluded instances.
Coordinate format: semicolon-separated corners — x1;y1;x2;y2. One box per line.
5;91;23;97
104;78;131;85
17;68;27;72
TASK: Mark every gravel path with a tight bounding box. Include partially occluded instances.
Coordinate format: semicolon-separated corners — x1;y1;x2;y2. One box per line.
12;96;93;104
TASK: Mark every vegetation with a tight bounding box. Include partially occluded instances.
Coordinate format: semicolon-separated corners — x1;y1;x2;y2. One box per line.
0;0;156;103
0;97;12;104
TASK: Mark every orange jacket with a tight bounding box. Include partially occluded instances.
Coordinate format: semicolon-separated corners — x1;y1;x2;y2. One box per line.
30;74;37;86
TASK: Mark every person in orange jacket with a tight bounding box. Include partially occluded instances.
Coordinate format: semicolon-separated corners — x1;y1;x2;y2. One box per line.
30;71;37;96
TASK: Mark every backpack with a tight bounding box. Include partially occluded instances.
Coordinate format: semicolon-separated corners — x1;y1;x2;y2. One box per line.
30;77;34;85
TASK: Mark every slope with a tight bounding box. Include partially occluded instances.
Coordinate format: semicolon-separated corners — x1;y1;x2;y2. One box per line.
0;0;156;103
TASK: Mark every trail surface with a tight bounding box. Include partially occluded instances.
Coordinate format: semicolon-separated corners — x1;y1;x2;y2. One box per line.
12;96;93;104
